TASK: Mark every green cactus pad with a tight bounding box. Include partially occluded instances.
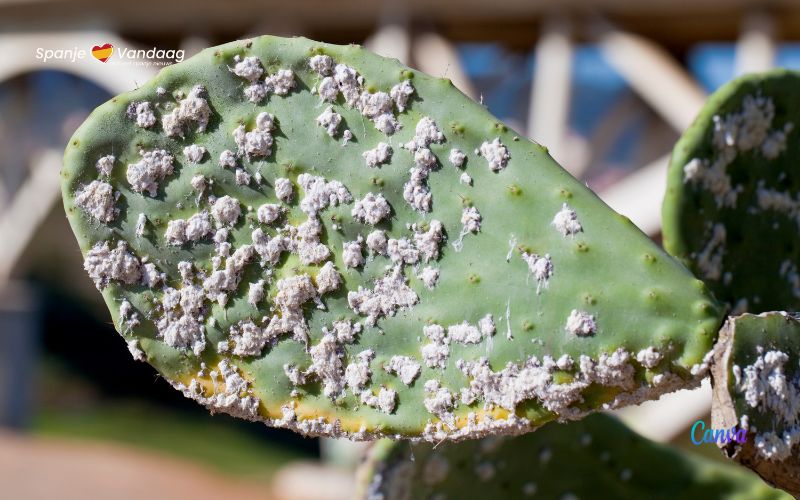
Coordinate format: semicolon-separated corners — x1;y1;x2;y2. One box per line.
711;312;800;494
358;413;787;499
663;70;800;315
62;35;721;441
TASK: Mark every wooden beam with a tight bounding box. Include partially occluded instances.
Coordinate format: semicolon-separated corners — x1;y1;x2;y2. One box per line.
585;92;641;172
528;14;573;169
735;10;776;75
365;23;411;65
597;153;669;236
411;32;476;99
2;2;800;51
595;23;707;132
0;150;62;282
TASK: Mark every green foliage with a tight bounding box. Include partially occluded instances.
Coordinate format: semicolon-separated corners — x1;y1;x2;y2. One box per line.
358;413;789;500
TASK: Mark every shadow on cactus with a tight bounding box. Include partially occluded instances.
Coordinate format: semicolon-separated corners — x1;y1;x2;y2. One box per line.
61;35;721;442
357;413;789;500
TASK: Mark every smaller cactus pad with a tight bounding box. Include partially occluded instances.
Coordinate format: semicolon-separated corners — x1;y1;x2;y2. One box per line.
358;413;788;500
663;70;800;315
711;312;800;495
62;35;721;441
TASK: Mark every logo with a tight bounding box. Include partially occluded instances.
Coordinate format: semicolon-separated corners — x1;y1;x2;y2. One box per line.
35;44;184;67
690;419;747;445
91;43;114;63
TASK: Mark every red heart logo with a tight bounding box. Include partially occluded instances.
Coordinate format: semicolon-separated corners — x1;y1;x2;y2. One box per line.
91;43;114;63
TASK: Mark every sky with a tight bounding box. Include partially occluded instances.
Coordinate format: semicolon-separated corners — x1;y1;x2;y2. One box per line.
457;42;800;169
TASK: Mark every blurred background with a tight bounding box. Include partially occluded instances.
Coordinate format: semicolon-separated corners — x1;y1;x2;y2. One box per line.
0;0;797;498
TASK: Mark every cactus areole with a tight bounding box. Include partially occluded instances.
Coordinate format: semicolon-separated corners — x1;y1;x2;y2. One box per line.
61;35;722;441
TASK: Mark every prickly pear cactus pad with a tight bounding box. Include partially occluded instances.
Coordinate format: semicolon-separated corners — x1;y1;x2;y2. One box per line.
663;70;800;315
711;312;800;495
357;413;788;500
61;35;721;441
